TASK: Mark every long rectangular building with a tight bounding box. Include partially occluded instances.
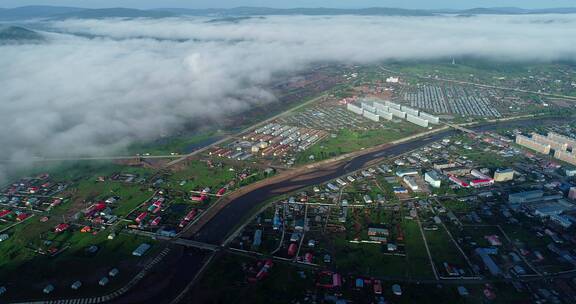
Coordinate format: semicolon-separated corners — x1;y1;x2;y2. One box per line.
401;105;419;117
347;103;363;115
389;107;406;119
531;133;568;151
363;111;380;122
377;109;393;120
555;150;576;166
385;101;402;110
361;102;376;114
419;111;440;124
406;113;429;127
548;132;576;150
374;102;389;112
403;176;419;191
516;134;551;154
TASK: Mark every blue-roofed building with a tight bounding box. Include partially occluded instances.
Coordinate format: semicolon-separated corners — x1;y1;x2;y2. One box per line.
475;248;501;276
550;214;574;228
508;190;544;204
273;211;282;230
528;199;575;217
559;183;574;193
253;229;262;248
396;169;419;177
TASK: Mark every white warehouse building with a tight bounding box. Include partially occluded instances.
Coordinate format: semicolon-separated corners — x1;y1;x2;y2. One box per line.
385;101;402;110
347;103;363;115
406;113;429;128
377;109;393;120
374;102;389;112
389;107;407;119
425;171;442;188
403;176;419;191
361;102;377;114
401;105;419;117
419;111;440;124
363;111;380;122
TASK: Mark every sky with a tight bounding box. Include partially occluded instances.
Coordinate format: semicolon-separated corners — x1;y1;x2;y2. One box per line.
1;0;576;9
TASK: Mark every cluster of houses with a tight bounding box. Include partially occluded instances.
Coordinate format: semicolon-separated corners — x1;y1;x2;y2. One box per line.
0;174;67;213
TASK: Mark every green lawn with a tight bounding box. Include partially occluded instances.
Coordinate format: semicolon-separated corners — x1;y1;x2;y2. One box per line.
298;122;425;163
127;131;224;156
402;219;435;279
0;225;159;301
167;161;237;193
332;237;409;277
72;179;153;217
192;254;314;304
424;225;469;273
192;251;528;304
441;200;476;213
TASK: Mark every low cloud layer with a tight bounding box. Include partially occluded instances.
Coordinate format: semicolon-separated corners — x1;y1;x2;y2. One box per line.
1;14;576;178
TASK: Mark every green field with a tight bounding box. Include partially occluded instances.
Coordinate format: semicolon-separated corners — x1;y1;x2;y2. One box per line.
167;161;237;192
192;252;527;304
128;131;224;156
402;219;435;278
441;199;476;213
0;223;159;301
424;225;469;274
191;254;314;304
165;160;270;197
297;122;425;163
327;204;434;279
332;237;409;277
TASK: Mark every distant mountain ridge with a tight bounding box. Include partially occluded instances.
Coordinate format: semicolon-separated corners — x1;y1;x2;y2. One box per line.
0;26;45;43
52;8;175;19
155;6;434;16
0;5;84;19
0;5;576;20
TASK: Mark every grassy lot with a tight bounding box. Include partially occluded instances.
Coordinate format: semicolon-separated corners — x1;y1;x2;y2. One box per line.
128;131;224;156
441;199;476;213
424;225;469;273
192;252;528;304
458;149;521;168
72;179;153;217
192;254;314;304
0;175;154;278
500;223;547;248
402;219;435;279
297;121;425;163
374;175;401;203
6;160;153;187
328;205;435;279
0;160;164;301
164;160;272;207
457;226;506;248
166;161;238;193
0;224;160;301
332;237;409;277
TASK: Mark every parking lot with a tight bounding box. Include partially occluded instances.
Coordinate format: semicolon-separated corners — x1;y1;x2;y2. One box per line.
403;85;502;118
